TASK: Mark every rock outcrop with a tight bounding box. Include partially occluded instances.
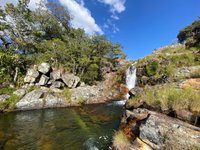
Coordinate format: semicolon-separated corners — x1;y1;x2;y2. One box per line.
24;62;81;89
116;108;200;150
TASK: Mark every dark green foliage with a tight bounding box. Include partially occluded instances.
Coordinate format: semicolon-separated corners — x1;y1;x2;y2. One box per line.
177;19;200;48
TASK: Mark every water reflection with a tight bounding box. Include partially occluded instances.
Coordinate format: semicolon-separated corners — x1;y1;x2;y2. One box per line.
0;103;124;150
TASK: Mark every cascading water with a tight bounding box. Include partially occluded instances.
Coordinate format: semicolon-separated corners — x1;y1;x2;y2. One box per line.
126;63;137;99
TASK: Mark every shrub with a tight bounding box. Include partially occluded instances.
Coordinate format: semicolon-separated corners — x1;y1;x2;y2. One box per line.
146;61;159;76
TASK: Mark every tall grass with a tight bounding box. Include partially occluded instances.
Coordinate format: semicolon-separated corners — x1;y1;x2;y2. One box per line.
128;84;200;113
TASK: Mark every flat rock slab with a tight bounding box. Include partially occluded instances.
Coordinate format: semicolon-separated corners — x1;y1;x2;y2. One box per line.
16;89;44;110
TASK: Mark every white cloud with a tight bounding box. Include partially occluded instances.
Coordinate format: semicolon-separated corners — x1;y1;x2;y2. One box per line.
0;0;46;10
0;0;17;7
59;0;103;35
98;0;126;20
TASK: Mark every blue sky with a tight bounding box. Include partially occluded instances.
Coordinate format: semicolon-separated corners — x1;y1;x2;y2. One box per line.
83;0;200;60
1;0;200;60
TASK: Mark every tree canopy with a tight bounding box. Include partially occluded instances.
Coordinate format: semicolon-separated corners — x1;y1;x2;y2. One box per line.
0;0;125;85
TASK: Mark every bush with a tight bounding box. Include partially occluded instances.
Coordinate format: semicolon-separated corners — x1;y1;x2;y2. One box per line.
112;130;130;150
146;61;159;76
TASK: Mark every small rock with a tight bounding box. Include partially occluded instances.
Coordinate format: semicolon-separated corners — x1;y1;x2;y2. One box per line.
13;89;26;97
38;75;49;86
80;82;86;87
38;62;51;74
0;95;10;103
24;68;40;83
50;81;64;89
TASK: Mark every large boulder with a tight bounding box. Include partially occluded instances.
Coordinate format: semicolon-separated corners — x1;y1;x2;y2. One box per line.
50;70;61;80
24;68;40;83
15;89;44;110
44;94;67;108
61;73;80;88
38;75;49;86
0;95;10;103
124;108;200;150
38;62;51;74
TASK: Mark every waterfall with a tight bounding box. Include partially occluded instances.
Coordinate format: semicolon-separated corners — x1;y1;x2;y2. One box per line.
125;63;137;99
126;63;137;90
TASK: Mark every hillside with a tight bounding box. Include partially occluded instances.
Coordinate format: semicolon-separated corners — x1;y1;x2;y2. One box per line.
113;19;200;150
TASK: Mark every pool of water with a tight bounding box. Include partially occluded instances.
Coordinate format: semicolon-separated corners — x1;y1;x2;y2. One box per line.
0;103;124;150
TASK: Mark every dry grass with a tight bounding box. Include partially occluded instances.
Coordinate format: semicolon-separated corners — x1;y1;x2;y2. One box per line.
128;84;200;113
112;130;131;150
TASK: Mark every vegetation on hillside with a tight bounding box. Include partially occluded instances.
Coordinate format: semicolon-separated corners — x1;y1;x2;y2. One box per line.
178;18;200;48
0;0;125;86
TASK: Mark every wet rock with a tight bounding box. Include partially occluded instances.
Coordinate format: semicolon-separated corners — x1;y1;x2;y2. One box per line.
50;81;64;89
16;89;44;110
0;95;10;103
24;68;40;83
38;62;51;74
61;73;80;88
13;89;26;97
44;94;66;108
38;75;49;86
50;70;61;80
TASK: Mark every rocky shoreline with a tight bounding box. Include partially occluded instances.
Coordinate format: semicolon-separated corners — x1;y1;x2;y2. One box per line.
0;61;129;112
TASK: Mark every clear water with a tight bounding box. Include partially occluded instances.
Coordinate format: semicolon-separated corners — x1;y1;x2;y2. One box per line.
0;103;124;150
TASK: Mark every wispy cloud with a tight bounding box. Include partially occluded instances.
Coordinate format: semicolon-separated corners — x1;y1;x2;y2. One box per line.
98;0;126;20
58;0;103;35
0;0;47;10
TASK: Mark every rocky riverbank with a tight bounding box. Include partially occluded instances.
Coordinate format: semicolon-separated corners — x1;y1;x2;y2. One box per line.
0;61;129;112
